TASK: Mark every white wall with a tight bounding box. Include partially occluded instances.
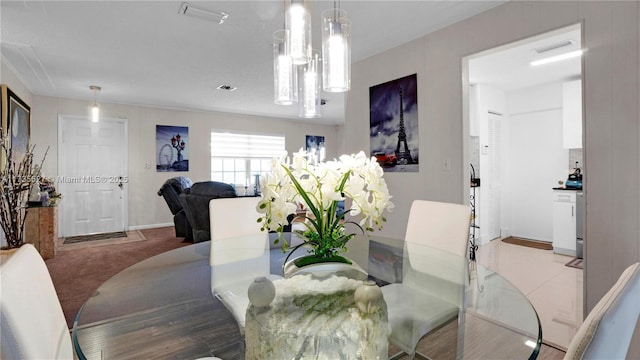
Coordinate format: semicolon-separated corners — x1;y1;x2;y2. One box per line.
346;39;459;240
0;61;32;107
506;82;568;242
30;95;343;229
345;1;640;313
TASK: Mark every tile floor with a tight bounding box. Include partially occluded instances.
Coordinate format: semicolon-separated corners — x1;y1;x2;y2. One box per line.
475;238;583;350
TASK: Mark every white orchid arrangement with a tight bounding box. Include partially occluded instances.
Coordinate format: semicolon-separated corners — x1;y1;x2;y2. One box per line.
257;149;394;264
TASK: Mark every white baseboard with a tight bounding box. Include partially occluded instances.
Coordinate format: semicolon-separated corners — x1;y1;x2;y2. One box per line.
553;247;576;257
128;223;173;231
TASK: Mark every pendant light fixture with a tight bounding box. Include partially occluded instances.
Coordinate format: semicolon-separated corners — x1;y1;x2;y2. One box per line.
321;2;351;92
287;0;311;65
273;0;351;110
273;28;297;105
299;50;321;118
90;85;101;123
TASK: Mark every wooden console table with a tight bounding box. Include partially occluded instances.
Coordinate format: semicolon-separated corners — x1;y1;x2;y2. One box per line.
25;206;58;259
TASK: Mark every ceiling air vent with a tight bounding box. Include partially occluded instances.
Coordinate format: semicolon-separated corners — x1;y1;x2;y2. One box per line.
178;2;228;24
533;40;575;54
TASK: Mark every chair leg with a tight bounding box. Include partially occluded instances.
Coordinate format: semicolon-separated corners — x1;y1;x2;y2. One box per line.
414;351;431;360
388;350;431;360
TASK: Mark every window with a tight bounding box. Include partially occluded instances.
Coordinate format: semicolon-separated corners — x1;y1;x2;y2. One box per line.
210;131;285;192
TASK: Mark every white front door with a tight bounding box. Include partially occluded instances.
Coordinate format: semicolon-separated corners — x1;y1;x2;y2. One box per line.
58;115;128;237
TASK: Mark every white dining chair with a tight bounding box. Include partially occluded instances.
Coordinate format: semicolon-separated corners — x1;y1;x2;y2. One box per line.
564;262;640;360
209;197;282;332
381;200;470;360
0;244;74;359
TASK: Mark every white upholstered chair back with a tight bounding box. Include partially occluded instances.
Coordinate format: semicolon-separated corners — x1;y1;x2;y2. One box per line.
209;197;262;241
405;200;470;258
0;244;73;359
382;200;470;359
564;262;640;360
209;197;281;330
403;199;470;305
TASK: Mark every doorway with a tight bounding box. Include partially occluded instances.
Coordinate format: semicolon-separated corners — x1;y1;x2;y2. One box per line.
464;24;583;247
57;114;128;237
463;24;586;349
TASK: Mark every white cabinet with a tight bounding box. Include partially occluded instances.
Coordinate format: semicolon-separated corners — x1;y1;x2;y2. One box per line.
553;191;576;256
562;80;582;149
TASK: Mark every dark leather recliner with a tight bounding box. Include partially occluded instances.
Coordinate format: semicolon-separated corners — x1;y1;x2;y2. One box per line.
179;181;237;243
157;176;193;240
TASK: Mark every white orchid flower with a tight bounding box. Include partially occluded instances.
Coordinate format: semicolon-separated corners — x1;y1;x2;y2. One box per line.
257;150;393;258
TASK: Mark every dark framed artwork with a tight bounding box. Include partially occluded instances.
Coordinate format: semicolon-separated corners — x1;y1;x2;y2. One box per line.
1;85;31;166
305;135;325;163
156;125;189;172
369;74;419;172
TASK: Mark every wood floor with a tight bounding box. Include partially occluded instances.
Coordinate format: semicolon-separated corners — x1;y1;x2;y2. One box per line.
75;298;242;360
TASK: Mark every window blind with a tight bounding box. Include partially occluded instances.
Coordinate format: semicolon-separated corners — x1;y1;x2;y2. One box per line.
211;132;285;158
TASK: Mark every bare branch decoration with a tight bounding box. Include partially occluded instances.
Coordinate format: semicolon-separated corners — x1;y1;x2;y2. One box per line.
0;140;48;249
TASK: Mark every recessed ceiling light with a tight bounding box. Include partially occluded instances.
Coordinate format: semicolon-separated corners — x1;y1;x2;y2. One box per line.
530;49;584;67
178;2;228;24
533;40;575;54
217;84;237;91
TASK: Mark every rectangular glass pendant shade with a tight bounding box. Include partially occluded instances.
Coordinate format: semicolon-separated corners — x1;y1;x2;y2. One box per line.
322;8;350;92
299;51;321;118
287;0;311;65
274;31;298;105
91;104;99;122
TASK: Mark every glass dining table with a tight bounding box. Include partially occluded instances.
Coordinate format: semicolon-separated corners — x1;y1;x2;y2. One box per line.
72;234;542;360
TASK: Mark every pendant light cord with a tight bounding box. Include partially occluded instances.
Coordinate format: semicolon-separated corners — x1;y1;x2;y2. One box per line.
333;0;337;20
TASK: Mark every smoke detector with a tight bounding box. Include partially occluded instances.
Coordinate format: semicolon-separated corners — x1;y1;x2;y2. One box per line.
217;84;237;92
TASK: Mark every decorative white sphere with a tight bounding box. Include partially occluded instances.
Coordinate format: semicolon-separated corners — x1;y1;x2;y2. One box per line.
354;280;383;314
248;276;276;308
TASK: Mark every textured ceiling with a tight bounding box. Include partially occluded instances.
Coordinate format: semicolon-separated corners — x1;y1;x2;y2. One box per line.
469;25;582;92
1;1;505;125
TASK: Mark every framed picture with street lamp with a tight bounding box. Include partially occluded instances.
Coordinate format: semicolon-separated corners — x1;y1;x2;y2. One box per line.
156;125;189;172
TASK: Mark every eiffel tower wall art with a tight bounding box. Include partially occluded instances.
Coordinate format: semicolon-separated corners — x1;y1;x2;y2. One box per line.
369;74;418;172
